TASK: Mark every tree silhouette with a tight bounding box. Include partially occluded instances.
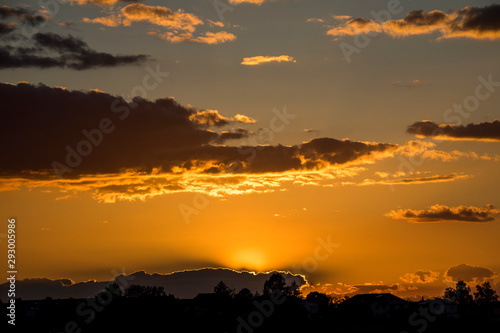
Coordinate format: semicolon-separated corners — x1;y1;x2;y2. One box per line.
263;272;289;296
235;288;253;301
474;281;499;305
444;281;473;304
306;292;331;306
290;280;302;297
124;284;166;297
214;280;234;297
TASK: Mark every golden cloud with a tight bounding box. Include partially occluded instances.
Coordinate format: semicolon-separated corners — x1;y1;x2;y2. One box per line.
327;5;500;40
241;55;296;66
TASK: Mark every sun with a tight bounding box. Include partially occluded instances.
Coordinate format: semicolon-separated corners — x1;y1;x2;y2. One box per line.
231;249;267;271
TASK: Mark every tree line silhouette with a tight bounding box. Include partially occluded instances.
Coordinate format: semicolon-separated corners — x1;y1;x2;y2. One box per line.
2;273;499;333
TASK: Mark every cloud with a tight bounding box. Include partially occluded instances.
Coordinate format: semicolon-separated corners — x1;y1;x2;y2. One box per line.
121;3;202;31
445;264;497;283
241;55;296;66
327;5;500;40
188;110;255;126
401;270;439;284
229;0;266;5
0;82;399;201
83;15;122;27
301;282;406;297
304;129;320;134
306;18;324;23
0;268;305;301
69;0;146;6
0;30;147;70
332;15;352;21
386;204;500;223
392;80;431;88
83;4;236;45
0;5;49;26
0;22;16;35
407;120;500;142
352;283;406;294
398;140;482;162
157;31;237;45
358;173;470;186
207;20;225;28
215;128;253;144
234;114;257;124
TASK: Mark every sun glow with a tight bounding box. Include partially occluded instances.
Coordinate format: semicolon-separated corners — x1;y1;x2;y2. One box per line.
231;249;268;271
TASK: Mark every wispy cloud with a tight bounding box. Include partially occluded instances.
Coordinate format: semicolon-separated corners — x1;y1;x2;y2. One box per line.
358;173;470;186
392;79;431;88
229;0;266;5
241;55;296;66
0;31;147;70
83;3;236;45
69;0;146;6
401;270;439;284
328;5;500;40
386;204;500;223
407;120;500;142
306;18;324;23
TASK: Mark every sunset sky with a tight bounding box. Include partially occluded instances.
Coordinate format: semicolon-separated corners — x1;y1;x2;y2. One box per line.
1;0;500;300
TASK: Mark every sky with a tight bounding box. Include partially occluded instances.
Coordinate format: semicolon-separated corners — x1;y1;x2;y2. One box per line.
1;0;500;300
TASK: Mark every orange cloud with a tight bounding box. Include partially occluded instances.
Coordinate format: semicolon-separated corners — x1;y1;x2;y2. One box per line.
241;55;296;66
401;270;440;284
234;114;257;124
82;15;121;27
407;120;500;142
82;4;236;45
121;4;203;32
229;0;266;5
159;31;236;45
445;264;497;284
69;0;134;5
386;204;500;223
327;5;500;40
306;18;324;23
358;173;470;186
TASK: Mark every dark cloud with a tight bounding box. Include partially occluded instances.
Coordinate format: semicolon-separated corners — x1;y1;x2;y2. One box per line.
0;32;148;70
387;204;500;223
445;264;497;283
0;5;48;26
329;5;500;40
0;82;397;179
352;283;403;294
360;173;469;186
0;22;16;35
71;0;146;6
0;268;306;301
407;120;500;142
395;9;448;26
400;270;439;284
457;5;500;34
216;128;252;144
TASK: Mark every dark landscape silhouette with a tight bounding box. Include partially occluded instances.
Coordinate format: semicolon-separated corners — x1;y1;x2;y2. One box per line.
2;272;499;333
